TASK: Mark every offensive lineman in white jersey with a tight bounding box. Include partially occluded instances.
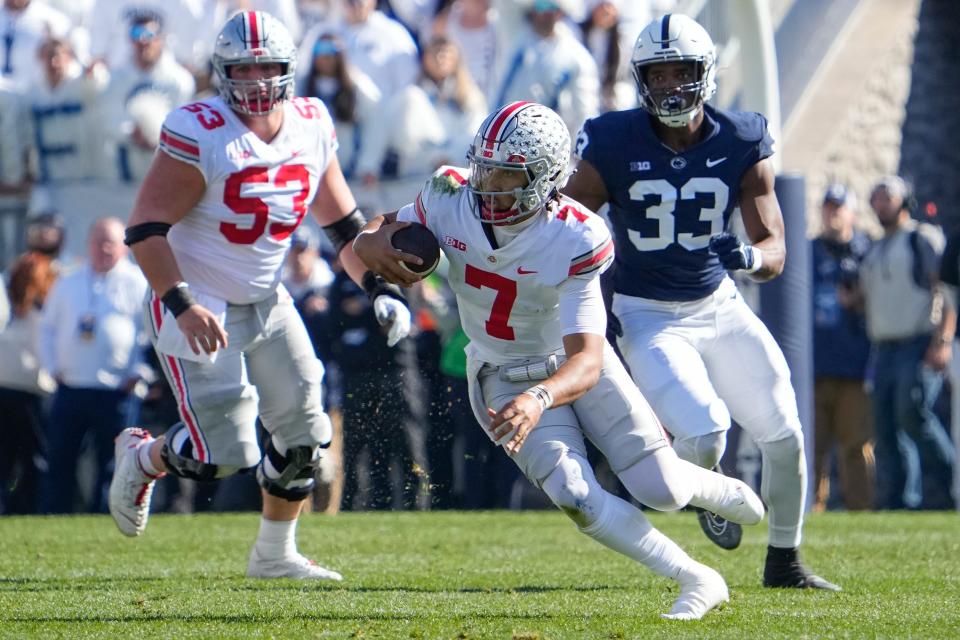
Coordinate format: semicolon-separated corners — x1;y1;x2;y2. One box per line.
355;101;765;620
108;11;412;580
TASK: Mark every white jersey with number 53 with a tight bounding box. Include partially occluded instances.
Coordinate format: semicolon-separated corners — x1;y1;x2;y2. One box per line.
159;95;337;304
397;166;614;366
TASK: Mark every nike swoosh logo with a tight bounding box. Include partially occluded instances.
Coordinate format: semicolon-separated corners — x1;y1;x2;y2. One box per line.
706;157;727;168
517;267;538;275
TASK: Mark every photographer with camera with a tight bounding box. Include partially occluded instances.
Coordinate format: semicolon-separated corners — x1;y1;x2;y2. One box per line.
812;184;874;511
841;176;955;510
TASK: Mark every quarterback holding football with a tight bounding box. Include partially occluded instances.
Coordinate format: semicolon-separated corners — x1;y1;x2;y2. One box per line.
355;101;765;620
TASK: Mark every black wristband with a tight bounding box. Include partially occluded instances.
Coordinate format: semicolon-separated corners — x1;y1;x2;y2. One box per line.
361;271;406;305
124;222;172;246
322;207;366;256
161;283;197;318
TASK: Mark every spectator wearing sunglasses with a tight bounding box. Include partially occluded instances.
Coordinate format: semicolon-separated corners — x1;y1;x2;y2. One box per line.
101;15;196;182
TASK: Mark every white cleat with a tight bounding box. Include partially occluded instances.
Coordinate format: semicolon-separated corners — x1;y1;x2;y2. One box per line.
108;427;160;537
661;564;729;621
247;547;343;581
711;479;765;526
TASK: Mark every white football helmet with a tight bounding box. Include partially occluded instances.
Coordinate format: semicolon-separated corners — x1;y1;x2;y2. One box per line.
631;13;717;127
212;11;297;116
466;102;571;226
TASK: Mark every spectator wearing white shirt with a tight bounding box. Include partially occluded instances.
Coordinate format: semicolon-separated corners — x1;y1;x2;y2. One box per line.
298;0;418;101
20;37;108;215
493;0;599;137
356;35;485;184
580;0;645;112
102;16;196;182
433;0;498;96
0;251;56;513
298;33;380;179
86;1;202;70
0;0;75;94
37;217;148;513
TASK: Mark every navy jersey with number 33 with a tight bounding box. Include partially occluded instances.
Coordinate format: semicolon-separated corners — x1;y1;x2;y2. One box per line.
576;104;774;301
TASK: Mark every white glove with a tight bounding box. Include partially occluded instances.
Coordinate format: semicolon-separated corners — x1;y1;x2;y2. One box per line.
373;295;411;347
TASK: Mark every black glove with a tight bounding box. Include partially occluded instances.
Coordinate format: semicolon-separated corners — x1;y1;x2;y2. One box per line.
709;232;759;272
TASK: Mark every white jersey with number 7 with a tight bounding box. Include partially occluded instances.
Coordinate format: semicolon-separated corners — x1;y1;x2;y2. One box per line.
397;166;614;366
158;95;337;304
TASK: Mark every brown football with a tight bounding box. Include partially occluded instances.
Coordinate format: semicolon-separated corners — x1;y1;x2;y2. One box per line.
391;222;440;275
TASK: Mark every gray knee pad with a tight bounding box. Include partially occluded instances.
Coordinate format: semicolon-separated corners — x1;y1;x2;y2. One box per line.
540;452;608;529
257;437;323;502
160;423;245;481
672;431;727;469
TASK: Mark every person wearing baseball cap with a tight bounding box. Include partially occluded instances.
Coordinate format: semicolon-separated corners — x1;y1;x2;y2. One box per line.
812;184;874;512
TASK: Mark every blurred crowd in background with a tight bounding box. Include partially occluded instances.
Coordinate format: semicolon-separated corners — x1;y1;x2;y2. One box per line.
0;0;954;516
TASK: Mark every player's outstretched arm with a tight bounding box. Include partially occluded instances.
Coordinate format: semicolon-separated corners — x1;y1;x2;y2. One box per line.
489;332;604;454
736;157;786;281
563;158;610;213
353;211;425;287
126;152;227;355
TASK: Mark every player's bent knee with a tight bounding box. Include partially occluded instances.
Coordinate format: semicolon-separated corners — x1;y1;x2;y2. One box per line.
257;437;323;502
758;428;803;463
541;453;607;529
672;431;727;469
160;423;246;481
619;448;693;512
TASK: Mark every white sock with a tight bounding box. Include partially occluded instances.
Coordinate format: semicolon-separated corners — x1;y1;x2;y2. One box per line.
580;493;697;581
678;459;735;512
137;440;162;477
255;517;299;560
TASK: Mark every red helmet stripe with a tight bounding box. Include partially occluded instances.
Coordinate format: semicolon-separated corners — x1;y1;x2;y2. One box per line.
484;101;532;151
247;11;260;49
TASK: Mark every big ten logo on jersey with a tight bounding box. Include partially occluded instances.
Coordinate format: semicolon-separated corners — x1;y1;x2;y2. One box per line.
221;164;314;245
444;235;467;252
182;102;225;130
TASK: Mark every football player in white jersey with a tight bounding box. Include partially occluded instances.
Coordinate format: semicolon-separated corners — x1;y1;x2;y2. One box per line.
107;11;412;580
354;101;765;621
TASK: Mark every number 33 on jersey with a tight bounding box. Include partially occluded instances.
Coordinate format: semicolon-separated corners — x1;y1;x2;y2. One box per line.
576;104;774;302
158;95;336;304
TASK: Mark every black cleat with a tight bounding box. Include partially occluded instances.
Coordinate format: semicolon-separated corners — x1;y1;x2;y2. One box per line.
694;464;742;550
696;508;743;550
763;545;841;591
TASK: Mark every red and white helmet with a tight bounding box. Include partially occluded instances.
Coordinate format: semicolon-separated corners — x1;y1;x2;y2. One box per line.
631;13;717;127
466;101;571;225
212;11;297;116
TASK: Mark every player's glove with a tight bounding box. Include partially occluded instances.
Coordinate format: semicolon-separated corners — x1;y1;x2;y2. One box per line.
708;232;762;273
373;295;411;347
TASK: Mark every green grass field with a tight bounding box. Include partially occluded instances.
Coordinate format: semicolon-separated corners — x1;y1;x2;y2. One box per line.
1;511;958;639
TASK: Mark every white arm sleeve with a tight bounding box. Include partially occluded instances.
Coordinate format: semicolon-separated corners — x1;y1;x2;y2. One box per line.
558;275;607;338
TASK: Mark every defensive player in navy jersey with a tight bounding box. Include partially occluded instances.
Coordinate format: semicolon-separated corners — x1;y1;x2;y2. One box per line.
564;13;839;590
